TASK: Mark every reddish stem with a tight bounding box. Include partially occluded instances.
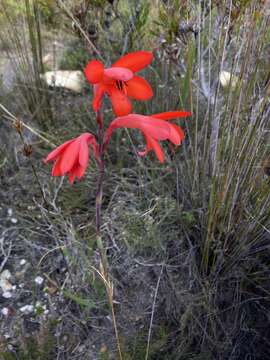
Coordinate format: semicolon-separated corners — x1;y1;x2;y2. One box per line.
96;110;105;236
95;110;122;359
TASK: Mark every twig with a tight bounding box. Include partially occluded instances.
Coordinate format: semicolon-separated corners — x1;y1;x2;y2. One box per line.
0;103;56;147
0;236;12;272
145;264;164;360
37;245;65;268
0;157;7;169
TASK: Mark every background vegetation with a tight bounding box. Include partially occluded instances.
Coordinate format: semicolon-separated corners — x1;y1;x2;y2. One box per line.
0;0;270;359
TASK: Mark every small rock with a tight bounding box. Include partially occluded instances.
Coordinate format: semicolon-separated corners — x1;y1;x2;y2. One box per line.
219;71;239;89
0;270;13;292
0;270;11;291
62;335;68;342
20;259;27;266
0;269;11;280
1;307;9;316
19;305;34;314
41;70;85;93
35;276;44;286
2;291;12;299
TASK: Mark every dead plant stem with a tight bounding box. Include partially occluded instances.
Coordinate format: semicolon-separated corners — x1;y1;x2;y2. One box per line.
145;264;164;360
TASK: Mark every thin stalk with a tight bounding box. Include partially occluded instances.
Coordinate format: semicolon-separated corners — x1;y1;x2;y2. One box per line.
145;264;164;360
96;110;105;237
95;110;123;360
107;282;123;360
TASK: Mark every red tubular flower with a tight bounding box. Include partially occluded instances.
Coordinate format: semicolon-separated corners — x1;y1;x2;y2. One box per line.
44;133;99;184
105;111;191;163
84;51;153;116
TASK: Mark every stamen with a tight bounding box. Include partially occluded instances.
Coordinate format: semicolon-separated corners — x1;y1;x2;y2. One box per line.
116;80;121;91
115;80;127;94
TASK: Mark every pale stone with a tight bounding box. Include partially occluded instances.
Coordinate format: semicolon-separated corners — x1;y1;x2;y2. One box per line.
0;270;13;292
19;305;34;314
34;276;44;285
1;307;9;316
19;259;27;266
41;70;85;92
219;71;239;89
2;291;12;299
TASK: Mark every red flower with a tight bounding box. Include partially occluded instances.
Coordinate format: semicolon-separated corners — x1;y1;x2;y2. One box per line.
105;111;191;163
45;133;99;184
84;51;153;116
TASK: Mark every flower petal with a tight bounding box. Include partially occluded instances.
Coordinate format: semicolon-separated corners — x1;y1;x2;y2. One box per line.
68;168;76;184
167;123;183;145
84;60;104;84
59;140;80;174
52;157;63;176
93;84;107;112
127;75;153;100
79;138;89;168
150;111;191;120
105;114;171;144
112;51;153;73
45;139;74;163
68;163;86;184
82;132;99;160
138;135;165;163
108;87;132;116
104;67;133;81
171;124;185;143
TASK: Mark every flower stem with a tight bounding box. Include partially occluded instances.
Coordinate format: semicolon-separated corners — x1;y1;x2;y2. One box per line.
95;111;108;275
95;110;122;360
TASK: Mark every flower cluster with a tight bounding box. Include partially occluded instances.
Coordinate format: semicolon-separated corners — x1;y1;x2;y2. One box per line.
45;51;191;183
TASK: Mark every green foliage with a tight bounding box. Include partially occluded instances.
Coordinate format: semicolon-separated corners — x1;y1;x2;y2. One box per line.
59;39;89;70
63;289;99;309
110;195;179;254
0;0;25;18
1;353;15;360
180;40;196;107
37;0;58;26
180;211;196;227
128;1;151;50
153;0;184;43
122;326;169;359
94;0;109;6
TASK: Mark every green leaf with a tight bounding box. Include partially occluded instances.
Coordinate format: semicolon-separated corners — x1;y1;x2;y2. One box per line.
63;290;97;309
180;41;196;106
